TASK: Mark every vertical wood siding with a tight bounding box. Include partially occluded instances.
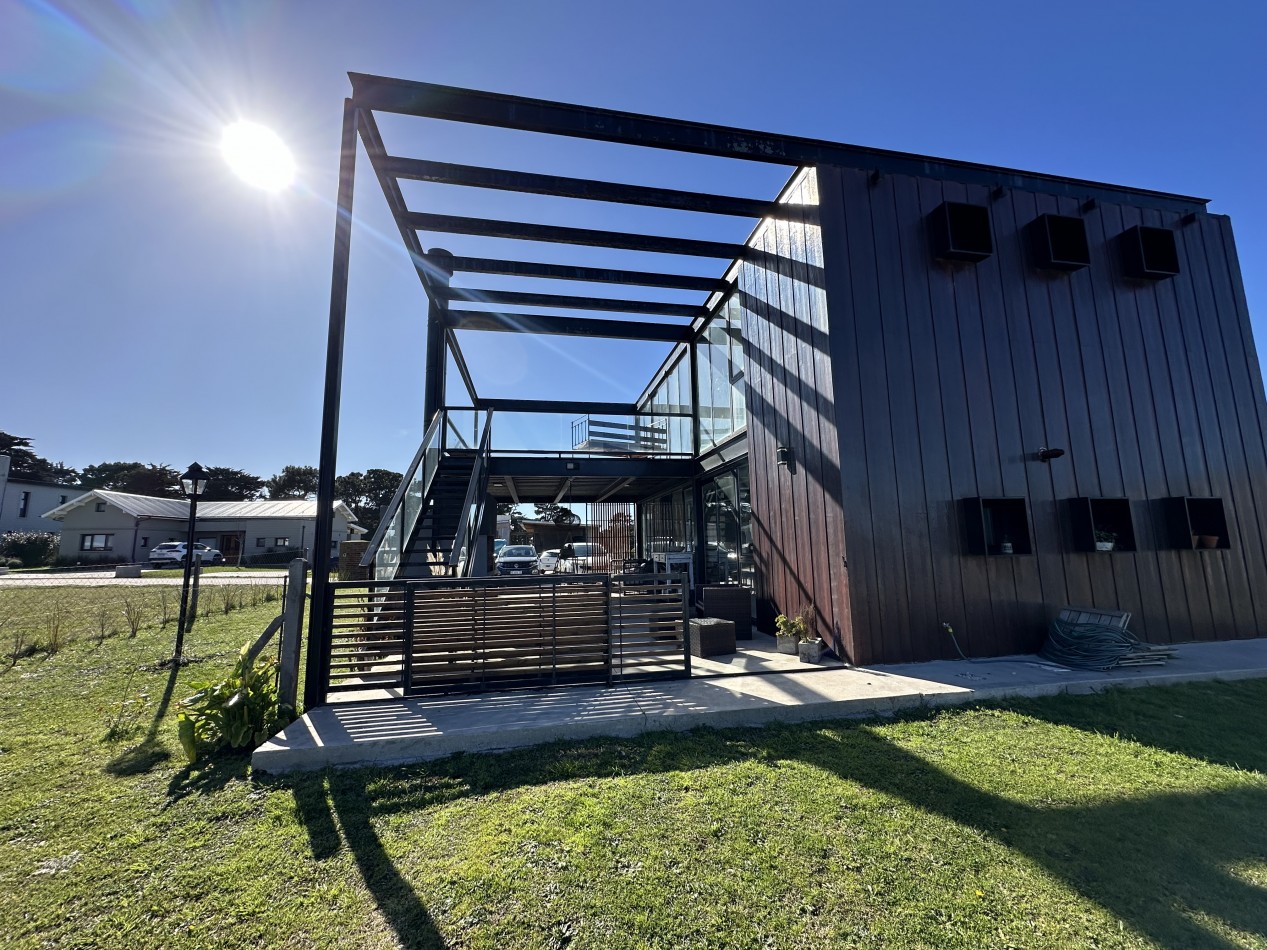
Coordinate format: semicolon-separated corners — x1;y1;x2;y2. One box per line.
807;165;1267;663
738;170;854;657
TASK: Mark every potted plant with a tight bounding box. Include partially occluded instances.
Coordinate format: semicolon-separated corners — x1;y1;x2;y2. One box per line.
797;627;824;664
999;534;1014;555
1094;529;1116;552
774;609;807;655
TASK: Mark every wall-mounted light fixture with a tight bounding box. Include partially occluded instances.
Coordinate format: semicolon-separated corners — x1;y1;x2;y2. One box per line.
776;445;792;467
1036;446;1066;463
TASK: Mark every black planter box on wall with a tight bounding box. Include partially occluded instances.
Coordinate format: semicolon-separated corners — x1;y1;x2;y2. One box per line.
1121;224;1181;279
931;201;993;263
1032;214;1091;271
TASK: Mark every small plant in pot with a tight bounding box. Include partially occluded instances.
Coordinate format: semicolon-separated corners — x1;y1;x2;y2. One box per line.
774;608;809;655
797;625;824;664
1094;529;1117;552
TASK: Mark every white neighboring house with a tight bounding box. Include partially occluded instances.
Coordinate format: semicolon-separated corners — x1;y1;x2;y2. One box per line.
42;490;365;564
0;454;75;536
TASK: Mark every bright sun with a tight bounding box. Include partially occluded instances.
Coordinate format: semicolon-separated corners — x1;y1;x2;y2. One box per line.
221;121;295;191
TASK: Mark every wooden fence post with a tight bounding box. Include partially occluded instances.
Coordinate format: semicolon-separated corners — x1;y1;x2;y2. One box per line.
278;558;307;711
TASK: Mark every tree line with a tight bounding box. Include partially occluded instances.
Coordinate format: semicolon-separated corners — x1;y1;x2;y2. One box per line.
1;431;401;536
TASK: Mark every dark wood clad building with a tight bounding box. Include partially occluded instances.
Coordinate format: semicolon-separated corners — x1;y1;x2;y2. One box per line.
738;165;1267;663
310;75;1267;703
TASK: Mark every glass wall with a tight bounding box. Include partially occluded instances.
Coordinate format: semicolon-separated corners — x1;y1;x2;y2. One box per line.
697;294;746;451
638;349;692;455
635;290;746;459
699;461;752;586
639;486;695;569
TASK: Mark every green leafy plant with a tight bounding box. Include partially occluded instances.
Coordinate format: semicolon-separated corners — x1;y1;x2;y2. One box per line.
775;606;816;642
1094;529;1117;543
176;643;294;764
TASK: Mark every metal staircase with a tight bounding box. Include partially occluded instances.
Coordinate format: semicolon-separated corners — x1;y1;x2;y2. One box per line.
398;451;476;578
360;410;493;581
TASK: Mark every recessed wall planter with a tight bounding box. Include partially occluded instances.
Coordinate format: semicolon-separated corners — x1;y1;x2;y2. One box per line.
1121;225;1180;279
1032;214;1091;271
1165;496;1230;549
1069;497;1136;552
963;497;1031;555
932;201;994;263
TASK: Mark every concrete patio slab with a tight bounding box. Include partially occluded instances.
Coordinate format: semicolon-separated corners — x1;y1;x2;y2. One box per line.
252;636;1267;774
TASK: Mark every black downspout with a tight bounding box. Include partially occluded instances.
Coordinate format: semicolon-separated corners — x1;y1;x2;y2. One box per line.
305;98;359;712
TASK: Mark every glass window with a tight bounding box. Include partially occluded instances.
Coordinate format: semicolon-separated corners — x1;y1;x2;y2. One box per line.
700;461;751;587
274;537;290;547
80;534;113;551
694;294;746;453
18;491;30;517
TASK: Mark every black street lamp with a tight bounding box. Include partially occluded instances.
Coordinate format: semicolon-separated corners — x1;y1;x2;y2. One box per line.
173;462;210;661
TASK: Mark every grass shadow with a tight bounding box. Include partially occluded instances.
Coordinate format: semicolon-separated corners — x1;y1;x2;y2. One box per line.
268;770;449;948
1005;678;1267;774
104;660;182;777
164;749;252;807
278;683;1267;947
792;724;1267;948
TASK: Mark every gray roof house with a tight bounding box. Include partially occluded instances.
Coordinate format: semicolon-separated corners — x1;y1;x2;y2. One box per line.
43;490;365;564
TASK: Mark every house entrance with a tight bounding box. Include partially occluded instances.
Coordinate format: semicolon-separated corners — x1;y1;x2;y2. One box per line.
218;532;244;566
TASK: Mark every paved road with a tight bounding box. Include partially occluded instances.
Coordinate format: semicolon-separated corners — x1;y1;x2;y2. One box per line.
0;570;289;588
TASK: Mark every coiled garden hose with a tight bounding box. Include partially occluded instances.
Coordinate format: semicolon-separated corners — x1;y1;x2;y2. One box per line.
1038;619;1172;670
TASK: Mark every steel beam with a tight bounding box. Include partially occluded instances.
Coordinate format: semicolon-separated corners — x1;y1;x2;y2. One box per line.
443;309;692;342
553;477;574;504
349;73;1208;212
406;213;743;259
442;288;700;317
476;398;639;415
355;110;441;305
489;456;694;479
434;256;729;293
381;156;773;217
444;329;478;406
306;99;359;712
597;477;637;503
422;251;453;427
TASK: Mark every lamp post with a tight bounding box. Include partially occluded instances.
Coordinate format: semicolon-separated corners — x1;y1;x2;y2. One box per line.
173;462;210;661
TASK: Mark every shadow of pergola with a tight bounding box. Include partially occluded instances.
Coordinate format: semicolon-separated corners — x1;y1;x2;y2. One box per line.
276;682;1267;949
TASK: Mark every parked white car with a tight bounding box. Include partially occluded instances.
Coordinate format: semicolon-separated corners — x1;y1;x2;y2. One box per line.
538;548;560;572
554;542;611;574
148;541;223;568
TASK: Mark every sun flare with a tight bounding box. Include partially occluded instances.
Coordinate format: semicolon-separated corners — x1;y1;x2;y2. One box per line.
220;121;295;191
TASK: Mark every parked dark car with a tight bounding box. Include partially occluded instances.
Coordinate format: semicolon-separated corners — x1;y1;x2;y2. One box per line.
495;545;539;575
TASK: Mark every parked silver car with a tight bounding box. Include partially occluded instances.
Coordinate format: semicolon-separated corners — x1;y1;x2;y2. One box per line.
554;542;611;574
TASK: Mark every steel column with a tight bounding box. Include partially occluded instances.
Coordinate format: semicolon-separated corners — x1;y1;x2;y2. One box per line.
423;249;454;426
304;99;359;712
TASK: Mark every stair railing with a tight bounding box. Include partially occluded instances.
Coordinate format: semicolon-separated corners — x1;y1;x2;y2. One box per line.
449;409;495;577
361;410;447;579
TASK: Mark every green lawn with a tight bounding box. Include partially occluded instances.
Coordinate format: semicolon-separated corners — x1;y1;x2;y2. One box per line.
1;595;1264;949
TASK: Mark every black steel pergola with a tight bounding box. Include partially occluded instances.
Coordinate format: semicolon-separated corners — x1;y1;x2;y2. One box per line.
305;74;1208;708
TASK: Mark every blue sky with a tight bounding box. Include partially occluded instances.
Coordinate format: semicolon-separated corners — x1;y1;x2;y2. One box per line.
3;0;1266;481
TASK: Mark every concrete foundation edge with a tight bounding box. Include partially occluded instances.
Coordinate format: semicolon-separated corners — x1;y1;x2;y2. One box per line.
252;666;1267;775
